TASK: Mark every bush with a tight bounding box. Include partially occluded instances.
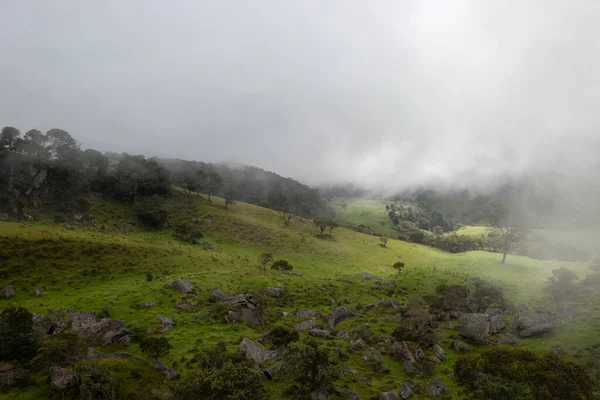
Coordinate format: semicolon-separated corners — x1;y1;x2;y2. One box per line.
454;347;595;400
31;333;87;371
140;336;172;362
0;306;38;364
77;362;121;400
392;261;405;273
391;299;440;346
135;195;169;229
269;326;299;347
379;237;388;247
145;271;153;282
173;222;203;244
408;231;426;244
271;259;293;272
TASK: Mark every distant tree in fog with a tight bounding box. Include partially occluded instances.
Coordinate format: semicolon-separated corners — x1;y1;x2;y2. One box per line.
486;203;527;264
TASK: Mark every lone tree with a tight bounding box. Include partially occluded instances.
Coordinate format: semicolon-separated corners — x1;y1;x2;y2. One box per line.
486;203;527;264
205;171;223;202
544;266;579;312
379;237;388;247
140;336;172;362
314;217;337;236
258;252;273;273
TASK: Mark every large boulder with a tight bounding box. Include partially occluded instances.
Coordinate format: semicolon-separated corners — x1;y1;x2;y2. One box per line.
50;366;78;392
0;368;29;388
459;313;490;342
512;309;557;338
452;340;472;353
296;308;322;319
238;338;277;366
327;306;358;329
309;328;331;338
68;311;130;345
266;286;284;297
432;343;446;361
498;333;521;345
424;378;451;398
489;314;506;333
154;360;180;380
155;314;176;333
208;289;229;303
294;318;317;331
399;383;414;399
2;286;16;299
390;342;414;362
165;279;194;294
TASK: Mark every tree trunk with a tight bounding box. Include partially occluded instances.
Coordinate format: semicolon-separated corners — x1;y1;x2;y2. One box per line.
501;251;507;264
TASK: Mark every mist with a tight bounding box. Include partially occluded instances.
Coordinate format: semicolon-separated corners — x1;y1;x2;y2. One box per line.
1;0;599;192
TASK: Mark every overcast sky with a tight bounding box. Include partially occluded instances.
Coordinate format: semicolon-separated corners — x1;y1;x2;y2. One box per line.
1;1;600;188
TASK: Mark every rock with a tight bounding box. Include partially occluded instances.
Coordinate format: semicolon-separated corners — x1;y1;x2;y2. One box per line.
399;383;414;399
552;347;566;355
452;340;472;353
175;300;201;311
485;307;503;317
512;309;557;338
414;348;425;359
50;366;78;392
2;286;16;299
449;311;463;319
309;328;331;338
34;288;47;297
490;314;506;333
73;213;83;222
432;343;446;361
337;330;350;339
294;318;317;331
390;342;414;362
136;301;157;309
292;272;303;277
225;310;239;323
310;387;330;400
223;293;258;309
154;360;180;380
403;360;415;373
355;272;394;286
327;306;358;329
208;289;229;303
296;308;322;319
349;338;367;351
424;378;451;398
155;314;176;333
0;368;29;388
240;307;261;325
459;313;490;342
238;338;277;366
366;299;400;310
67;311;130;345
165;279;194;294
376;390;400;400
266;286;284;297
498;334;521;345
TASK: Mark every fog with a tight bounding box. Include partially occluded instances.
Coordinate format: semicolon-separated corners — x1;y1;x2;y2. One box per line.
1;0;599;190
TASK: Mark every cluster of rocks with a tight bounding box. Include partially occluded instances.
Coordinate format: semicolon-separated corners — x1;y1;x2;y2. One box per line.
208;289;262;325
458;308;506;342
373;378;450;399
511;306;558;338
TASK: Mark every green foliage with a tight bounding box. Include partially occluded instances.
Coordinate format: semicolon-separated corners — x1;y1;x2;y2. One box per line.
175;361;267;400
192;341;231;373
391;299;439;346
77;362;121;400
135;195;169;229
269;325;299;347
145;271;153;282
274;340;340;395
173;221;204;244
314;217;338;235
271;259;293;272
454;347;595;400
0;306;38;364
408;231;425;243
31;332;88;371
392;261;405;273
544;266;579;311
258;252;273;272
379;237;388;247
140;336;173;361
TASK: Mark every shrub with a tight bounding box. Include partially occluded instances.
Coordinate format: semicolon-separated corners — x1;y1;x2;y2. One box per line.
392;261;405;273
77;362;121;400
31;333;87;371
258;253;273;273
454;347;595;400
271;259;293;272
379;237;388;247
140;336;172;362
173;222;203;244
269;326;299;347
0;306;38;364
391;299;440;346
408;231;425;244
135;195;169;229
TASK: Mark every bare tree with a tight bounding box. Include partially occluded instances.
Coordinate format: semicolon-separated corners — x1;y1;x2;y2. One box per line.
487;203;527;264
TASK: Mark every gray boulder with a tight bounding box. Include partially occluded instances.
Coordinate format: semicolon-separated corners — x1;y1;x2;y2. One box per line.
376;391;400;400
2;286;16;299
424;378;451;398
68;311;130;345
0;369;29;388
165;278;194;294
486;307;503;317
155;314;176;333
240;307;261;325
432;343;446;361
490;314;506;333
208;289;229;303
498;334;521;345
338;388;362;399
296;308;322;319
294;318;317;331
390;342;414;362
136;301;157;309
50;366;78;392
512;309;557;338
266;286;284;297
459;313;490;342
399;383;414;399
154;360;180;380
34;288;47;297
327;306;358;329
238;338;277;366
225;310;239;323
337;330;350;339
309;328;331;338
349;338;367;351
452;340;472;353
310;387;330;400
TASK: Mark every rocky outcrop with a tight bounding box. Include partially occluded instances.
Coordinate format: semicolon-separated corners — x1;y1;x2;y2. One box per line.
165;279;194;294
67;311;130;345
207;289;229;303
376;391;400;400
350;339;367;351
490;314;506;333
399;383;414;399
50;366;78;392
238;338;277;366
354;272;394;286
459;313;490;342
154;360;180;380
512;309;557;338
2;286;16;299
424;378;451;398
327;306;358;329
155;314;176;333
34;288;47;297
136;301;157;309
296;308;322;319
337;330;350;339
432;343;446;361
498;334;521;345
390;342;414;362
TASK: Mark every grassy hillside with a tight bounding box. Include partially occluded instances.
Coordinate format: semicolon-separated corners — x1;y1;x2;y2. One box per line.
330;198;415;237
1;191;598;399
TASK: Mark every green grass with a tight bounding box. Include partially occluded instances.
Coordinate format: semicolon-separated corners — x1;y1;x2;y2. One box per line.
445;225;492;237
1;192;598;399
